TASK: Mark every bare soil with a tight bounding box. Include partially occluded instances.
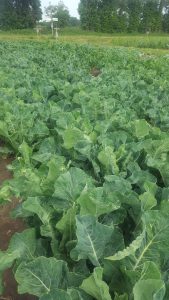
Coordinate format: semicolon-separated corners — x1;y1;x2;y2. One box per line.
0;157;36;300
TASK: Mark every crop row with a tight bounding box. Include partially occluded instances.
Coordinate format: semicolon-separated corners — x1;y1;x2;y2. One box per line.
0;41;169;299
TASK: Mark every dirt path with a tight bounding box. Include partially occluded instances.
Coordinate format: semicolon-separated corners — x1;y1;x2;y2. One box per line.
0;157;37;300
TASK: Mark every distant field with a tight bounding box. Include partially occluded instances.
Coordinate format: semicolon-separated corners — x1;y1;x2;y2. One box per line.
0;28;169;55
61;28;169;49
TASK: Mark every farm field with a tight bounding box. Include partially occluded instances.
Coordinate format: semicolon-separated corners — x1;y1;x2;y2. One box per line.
0;40;169;299
0;29;169;55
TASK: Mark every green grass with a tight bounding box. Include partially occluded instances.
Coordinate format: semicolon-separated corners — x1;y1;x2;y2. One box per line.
0;27;169;55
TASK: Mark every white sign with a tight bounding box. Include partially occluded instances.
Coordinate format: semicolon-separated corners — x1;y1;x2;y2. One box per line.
36;17;59;38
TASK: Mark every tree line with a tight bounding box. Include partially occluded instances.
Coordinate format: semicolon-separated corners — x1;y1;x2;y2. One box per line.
1;0;169;33
0;0;79;29
78;0;169;32
0;0;42;29
45;2;80;28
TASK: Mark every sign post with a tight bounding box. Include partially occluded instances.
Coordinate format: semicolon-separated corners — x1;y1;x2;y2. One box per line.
36;20;43;37
52;18;58;39
36;18;59;39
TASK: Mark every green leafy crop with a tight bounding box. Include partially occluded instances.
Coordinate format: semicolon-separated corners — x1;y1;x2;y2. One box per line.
0;41;169;299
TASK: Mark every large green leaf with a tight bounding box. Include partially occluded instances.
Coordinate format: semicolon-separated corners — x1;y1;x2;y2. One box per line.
68;288;93;300
81;267;112;300
62;127;92;152
0;184;12;204
140;261;161;280
39;287;92;300
139;191;156;211
0;228;36;264
41;156;66;194
106;231;145;261
98;146;119;175
134;119;150;139
22;197;56;239
53;168;94;210
107;209;169;270
22;197;52;225
40;290;71;300
32;137;58;163
114;293;128;300
8;228;36;259
15;257;69;297
0;228;36;294
143;138;169;186
133;279;165;300
78;187;120;217
71;215;114;266
127;162;156;191
0;120;17;149
18;141;32;165
63;128;82;149
0;251;18;273
10;168;42;197
56;207;76;249
133;210;169;270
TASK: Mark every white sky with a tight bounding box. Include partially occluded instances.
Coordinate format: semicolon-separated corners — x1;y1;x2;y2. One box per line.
41;0;80;18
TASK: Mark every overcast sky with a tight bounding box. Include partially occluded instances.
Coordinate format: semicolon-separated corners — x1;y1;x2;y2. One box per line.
41;0;80;18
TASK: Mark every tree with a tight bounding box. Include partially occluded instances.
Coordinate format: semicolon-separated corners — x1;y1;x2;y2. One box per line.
163;12;169;31
78;0;128;33
141;0;162;32
162;2;169;31
0;0;16;29
0;0;42;29
45;1;70;28
69;17;80;27
78;0;89;30
128;0;142;32
14;0;42;28
78;0;169;33
99;0;115;33
78;0;100;31
159;0;169;13
31;0;42;23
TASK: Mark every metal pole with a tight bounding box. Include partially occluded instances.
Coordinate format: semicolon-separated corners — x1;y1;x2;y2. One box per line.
51;20;54;36
55;28;59;39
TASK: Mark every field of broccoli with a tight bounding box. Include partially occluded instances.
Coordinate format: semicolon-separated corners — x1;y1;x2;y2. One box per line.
0;41;169;300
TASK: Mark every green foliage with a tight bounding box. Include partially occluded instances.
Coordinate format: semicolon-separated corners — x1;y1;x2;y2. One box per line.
78;0;169;33
45;1;70;28
141;1;162;32
1;41;169;299
78;0;99;31
128;0;142;32
69;17;80;27
163;12;169;32
81;267;112;300
0;0;42;29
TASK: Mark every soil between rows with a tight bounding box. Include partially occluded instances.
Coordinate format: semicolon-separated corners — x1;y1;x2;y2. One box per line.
0;157;36;300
